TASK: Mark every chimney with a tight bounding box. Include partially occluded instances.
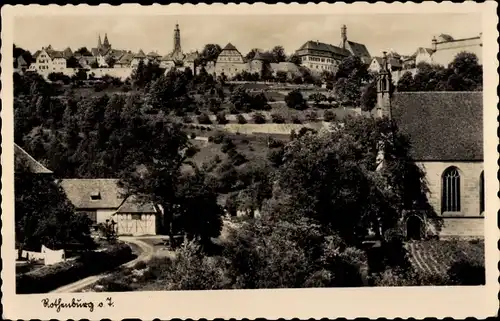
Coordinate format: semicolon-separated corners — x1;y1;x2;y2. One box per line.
431;36;437;52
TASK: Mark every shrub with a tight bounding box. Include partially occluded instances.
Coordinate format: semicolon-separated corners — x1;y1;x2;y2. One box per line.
216;112;228;125
306;110;318;122
133;260;148;270
211;131;226;144
197;113;212;125
229;105;239;114
271;113;285;124
291;116;302;124
237;114;247;124
190;132;197;139
285;89;307;110
252;112;266;124
183;115;193;123
221;138;236;154
447;259;485;285
323;110;337;122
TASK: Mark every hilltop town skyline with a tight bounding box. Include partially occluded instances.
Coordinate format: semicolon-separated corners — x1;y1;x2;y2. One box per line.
14;13;481;56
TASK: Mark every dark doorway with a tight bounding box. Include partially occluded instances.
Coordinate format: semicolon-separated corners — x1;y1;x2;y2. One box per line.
406;216;423;240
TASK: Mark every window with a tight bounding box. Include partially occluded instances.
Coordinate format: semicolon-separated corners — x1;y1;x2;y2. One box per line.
442;167;461;213
132;214;141;220
479;171;484;214
81;211;97;223
90;191;101;201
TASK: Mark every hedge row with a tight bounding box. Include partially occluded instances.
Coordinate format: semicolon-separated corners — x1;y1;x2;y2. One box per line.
16;243;134;294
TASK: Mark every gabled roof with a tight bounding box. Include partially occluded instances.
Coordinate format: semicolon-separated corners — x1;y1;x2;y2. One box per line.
297;41;351;57
116;195;156;214
116;52;134;64
346;40;371;59
60;178;124;209
414;47;434;56
391;91;483;161
32;50;41;59
63;47;73;59
222;43;238;51
45;48;65;60
134;49;146;59
14;143;53;174
184;51;199;62
147;51;161;58
17;55;28;67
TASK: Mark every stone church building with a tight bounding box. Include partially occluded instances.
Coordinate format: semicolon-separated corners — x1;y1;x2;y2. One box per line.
374;53;484;239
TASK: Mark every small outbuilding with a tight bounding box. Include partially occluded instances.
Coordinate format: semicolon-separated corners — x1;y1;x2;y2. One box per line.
113;196;159;236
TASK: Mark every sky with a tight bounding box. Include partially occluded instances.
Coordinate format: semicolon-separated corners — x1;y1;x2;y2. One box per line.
14;13;482;57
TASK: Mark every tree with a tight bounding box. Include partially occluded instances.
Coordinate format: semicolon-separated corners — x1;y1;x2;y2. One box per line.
75;47;92;56
288;54;301;66
270;45;287;63
285;89;307;110
360;80;377;111
66;56;80;68
266;116;435;245
309;93;326;106
245;48;260;61
200;44;222;64
175;169;223;246
275;71;288;83
396;71;415;92
105;56;116;68
118;121;192;246
15;167;94;257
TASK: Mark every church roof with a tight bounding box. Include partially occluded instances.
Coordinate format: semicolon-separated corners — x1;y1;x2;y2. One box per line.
116;52;134;64
347;40;371;59
391;91;483;161
147;51;161;57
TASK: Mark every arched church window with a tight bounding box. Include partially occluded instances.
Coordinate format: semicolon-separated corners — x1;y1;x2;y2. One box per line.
479;171;484;214
442;167;461;213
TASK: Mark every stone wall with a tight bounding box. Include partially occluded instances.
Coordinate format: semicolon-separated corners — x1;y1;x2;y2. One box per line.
440;217;484;238
417;161;484;217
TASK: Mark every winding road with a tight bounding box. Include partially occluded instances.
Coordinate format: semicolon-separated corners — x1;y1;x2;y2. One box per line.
50;237;154;293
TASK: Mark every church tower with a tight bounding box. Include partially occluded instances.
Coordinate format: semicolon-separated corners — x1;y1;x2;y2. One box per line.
340;24;347;50
103;33;111;49
173;23;182;53
376;51;392;119
98;34;102;49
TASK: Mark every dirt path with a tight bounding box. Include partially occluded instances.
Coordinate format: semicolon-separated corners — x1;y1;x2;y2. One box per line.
50;237;154;293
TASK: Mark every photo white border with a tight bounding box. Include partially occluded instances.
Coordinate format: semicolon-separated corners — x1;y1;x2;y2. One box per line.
2;2;499;319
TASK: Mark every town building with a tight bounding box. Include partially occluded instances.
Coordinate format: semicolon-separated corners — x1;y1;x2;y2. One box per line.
404;33;482;69
374;53;483;239
295;25;371;74
60;178;160;236
28;45;67;75
368;55;402;74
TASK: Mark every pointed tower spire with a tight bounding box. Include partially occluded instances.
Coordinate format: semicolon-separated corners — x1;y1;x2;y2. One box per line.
98;34;102;48
103;33;110;47
376;51;392;119
173;23;181;53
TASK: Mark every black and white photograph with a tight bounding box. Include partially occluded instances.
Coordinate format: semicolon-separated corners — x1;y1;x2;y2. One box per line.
2;2;498;320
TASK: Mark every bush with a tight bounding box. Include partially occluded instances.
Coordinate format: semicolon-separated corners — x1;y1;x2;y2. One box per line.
190;132;197;139
447;259;485;285
211;131;226;144
271;113;285;124
237;114;247;124
285;89;307;110
306;110;318;122
323;110;337;122
183;115;193;123
197;113;212;125
291;116;302;124
216;112;228;125
252;112;266;124
221;137;236;154
16;243;134;294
